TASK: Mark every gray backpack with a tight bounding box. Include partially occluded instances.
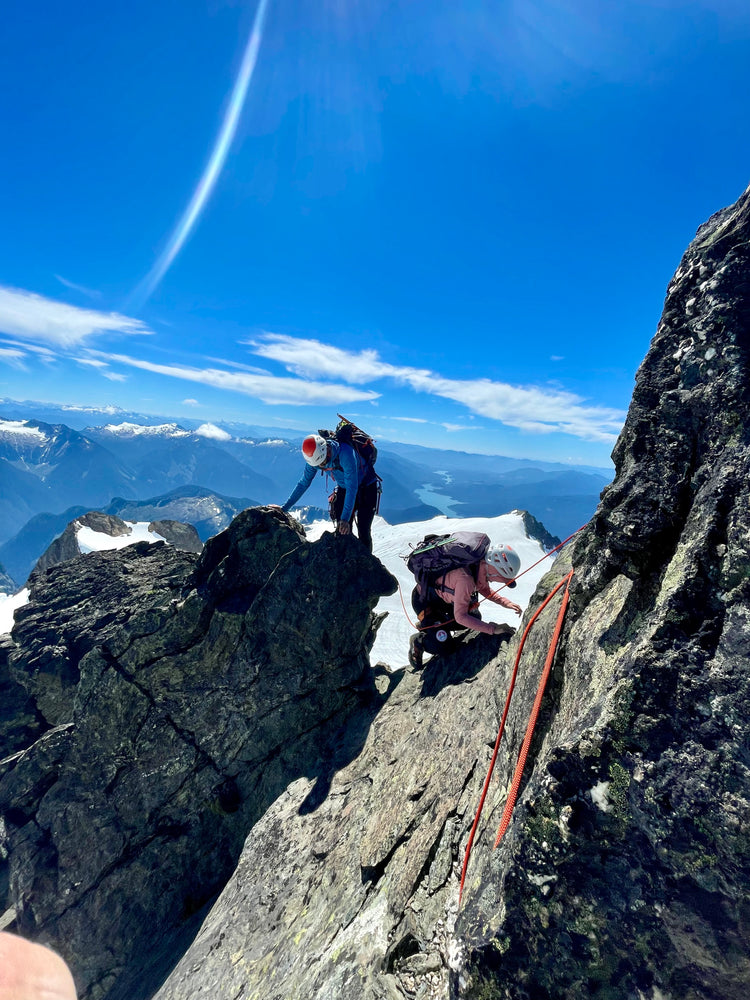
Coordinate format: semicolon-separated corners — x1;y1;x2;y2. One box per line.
407;531;491;601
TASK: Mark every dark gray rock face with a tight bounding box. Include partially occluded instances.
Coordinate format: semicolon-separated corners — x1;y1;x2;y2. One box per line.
147;520;202;553
0;562;15;593
456;186;750;997
151;631;511;1000
5;541;195;741
517;509;561;551
0;507;396;1000
0;635;40;762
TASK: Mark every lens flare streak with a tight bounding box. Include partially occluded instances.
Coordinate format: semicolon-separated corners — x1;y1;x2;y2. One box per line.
133;0;270;305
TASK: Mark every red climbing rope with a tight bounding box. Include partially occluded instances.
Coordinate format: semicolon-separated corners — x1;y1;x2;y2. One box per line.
458;569;574;904
493;570;572;846
500;527;584;588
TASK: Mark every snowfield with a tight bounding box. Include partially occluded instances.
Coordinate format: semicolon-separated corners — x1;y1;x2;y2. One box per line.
0;418;49;444
76;521;166;554
0;588;30;635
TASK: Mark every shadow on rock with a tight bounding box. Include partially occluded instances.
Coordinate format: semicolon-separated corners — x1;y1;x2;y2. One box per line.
299;665;406;816
419;631;509;698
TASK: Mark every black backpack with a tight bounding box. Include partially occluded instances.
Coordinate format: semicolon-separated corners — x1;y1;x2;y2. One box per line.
407;531;491;601
318;414;378;466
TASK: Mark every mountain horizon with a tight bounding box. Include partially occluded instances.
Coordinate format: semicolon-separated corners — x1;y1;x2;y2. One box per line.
0;409;609;585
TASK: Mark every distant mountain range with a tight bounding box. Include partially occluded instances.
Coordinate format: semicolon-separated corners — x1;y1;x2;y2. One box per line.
0;399;613;590
0;417;137;542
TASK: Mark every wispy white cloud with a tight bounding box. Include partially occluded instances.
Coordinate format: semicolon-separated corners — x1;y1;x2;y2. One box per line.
405;371;624;443
1;336;58;360
182;398;201;407
205;356;271;375
249;333;431;384
0;346;27;369
74;356;128;382
54;274;101;299
92;351;381;406
0;286;153;349
392;416;429;424
250;332;625;443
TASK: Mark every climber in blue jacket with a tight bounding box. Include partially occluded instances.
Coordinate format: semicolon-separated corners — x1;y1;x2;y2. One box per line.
281;433;380;551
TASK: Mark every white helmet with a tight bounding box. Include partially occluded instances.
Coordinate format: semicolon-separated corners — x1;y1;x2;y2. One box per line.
302;433;329;467
486;543;521;583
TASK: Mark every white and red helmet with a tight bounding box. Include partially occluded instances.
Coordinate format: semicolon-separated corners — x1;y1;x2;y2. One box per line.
301;433;329;467
486;543;521;583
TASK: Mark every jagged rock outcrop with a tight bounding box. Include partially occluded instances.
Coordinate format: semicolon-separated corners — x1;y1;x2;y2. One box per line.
147;519;203;553
0;635;39;766
0;507;396;1000
0;561;14;593
455;184;750;997
5;541;195;743
517;509;561;551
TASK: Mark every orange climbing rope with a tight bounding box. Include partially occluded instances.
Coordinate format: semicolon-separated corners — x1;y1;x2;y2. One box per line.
458;568;574;904
493;570;572;846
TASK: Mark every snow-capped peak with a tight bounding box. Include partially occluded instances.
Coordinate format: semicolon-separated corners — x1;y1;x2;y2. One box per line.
0;418;49;444
101;422;190;438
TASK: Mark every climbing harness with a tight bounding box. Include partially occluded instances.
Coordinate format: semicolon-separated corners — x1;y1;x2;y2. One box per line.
457;564;576;905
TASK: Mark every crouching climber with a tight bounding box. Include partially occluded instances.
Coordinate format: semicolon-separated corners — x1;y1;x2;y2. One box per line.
406;533;522;669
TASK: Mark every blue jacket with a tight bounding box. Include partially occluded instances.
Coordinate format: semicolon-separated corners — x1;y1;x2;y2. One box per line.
282;440;378;522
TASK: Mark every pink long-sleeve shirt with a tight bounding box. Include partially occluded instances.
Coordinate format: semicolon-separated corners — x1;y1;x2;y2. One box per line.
434;562;517;634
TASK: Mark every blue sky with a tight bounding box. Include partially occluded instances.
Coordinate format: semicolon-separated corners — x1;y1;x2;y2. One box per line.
1;0;749;468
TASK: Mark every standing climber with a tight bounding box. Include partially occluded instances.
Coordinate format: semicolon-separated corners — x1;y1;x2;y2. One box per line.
280;425;381;551
408;538;523;668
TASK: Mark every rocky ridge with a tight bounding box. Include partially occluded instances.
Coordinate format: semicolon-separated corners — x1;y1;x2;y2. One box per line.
151;186;750;999
455;183;750;997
